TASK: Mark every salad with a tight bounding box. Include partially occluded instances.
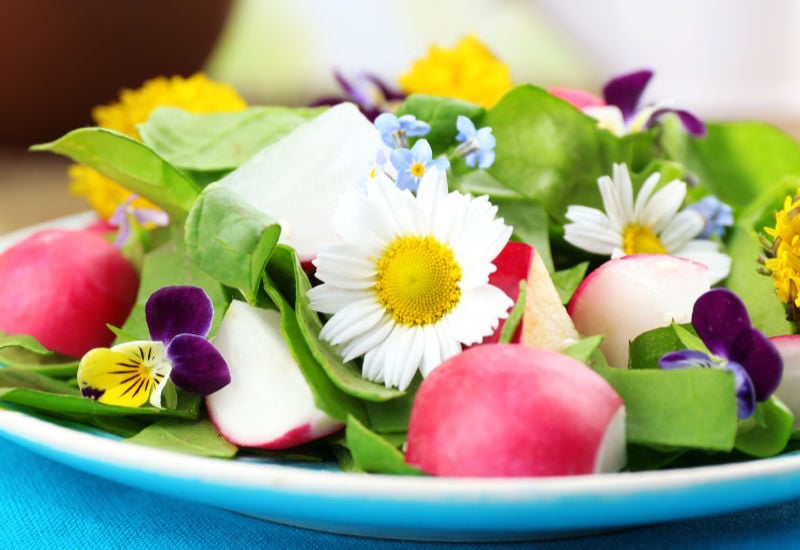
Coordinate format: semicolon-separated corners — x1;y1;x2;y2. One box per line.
1;36;800;478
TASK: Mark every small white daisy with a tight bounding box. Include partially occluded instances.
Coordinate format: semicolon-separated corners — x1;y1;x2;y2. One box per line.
307;170;513;390
563;163;731;283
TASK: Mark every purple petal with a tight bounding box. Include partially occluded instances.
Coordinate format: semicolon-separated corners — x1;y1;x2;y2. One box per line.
133;208;169;227
659;349;714;370
167;334;230;395
728;328;783;401
725;361;757;419
333;71;366;105
146;286;214;344
602;69;653;121
646;108;707;137
363;73;405;102
691;289;751;357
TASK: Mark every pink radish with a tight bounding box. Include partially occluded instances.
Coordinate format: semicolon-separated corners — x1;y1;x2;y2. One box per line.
483;241;579;351
206;300;343;449
568;254;710;367
769;335;800;431
405;344;626;477
0;228;139;357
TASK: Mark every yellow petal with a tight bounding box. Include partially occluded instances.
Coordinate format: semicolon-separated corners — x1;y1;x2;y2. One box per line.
77;341;169;408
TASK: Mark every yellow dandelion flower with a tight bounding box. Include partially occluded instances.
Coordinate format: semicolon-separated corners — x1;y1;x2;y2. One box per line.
765;191;800;309
398;35;514;109
70;73;247;219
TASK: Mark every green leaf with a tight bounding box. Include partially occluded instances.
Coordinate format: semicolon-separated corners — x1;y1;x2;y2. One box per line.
31;128;199;220
485;85;654;223
498;281;526;344
628;324;689;370
119;231;230;342
735;397;794;457
0;333;51;355
262;273;368;425
562;335;604;365
127;418;238;458
552;261;589;305
345;415;423;475
0;333;79;377
724;225;792;337
185;184;281;299
397;94;484;155
597;365;738;451
266;245;404;402
363;376;421;434
138;106;325;172
680;122;800;211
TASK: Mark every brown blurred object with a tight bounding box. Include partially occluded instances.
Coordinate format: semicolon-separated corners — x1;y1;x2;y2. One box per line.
0;0;234;147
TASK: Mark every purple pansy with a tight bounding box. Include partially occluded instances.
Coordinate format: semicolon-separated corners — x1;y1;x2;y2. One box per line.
592;69;706;137
108;195;169;248
77;286;230;408
390;139;450;192
454;115;496;169
659;288;782;419
309;71;405;121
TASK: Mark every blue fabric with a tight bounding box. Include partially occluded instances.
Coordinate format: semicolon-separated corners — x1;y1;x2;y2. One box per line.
3;439;799;549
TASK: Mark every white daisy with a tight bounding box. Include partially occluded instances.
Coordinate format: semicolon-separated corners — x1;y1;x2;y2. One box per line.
307;170;513;390
563;163;731;283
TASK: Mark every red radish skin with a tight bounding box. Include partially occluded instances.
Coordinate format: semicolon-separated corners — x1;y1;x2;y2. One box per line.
770;335;800;431
483;241;579;351
405;344;626;477
0;229;139;357
568;254;710;368
207;301;343;449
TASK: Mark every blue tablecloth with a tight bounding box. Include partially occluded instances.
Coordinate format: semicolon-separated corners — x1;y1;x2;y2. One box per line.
2;440;799;549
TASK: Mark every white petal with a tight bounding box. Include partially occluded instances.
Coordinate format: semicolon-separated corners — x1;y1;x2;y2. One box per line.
307;286;371;314
632;172;661;218
638;179;687;233
660;210;704;252
419;324;443;377
340;314;394;361
320;299;386;345
564;224;622;254
447;285;513;345
675;240;732;285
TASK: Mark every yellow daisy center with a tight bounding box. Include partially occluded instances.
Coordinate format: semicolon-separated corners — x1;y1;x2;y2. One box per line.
410;162;426;178
622;224;667;255
375;236;462;325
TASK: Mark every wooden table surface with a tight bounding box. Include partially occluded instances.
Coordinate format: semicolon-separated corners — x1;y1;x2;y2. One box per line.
1;121;799;235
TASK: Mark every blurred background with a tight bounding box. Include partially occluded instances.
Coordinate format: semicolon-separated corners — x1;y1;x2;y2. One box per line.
1;0;798;232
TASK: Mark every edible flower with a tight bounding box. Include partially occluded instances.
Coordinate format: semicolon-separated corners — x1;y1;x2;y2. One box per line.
563;163;731;283
453;115;496;169
764;189;800;318
108;195;170;248
69;74;247;220
582;69;706;137
307;170;512;390
659;289;782;419
390;139;450;192
309;71;404;121
686;196;734;239
399;35;513;108
374;113;431;149
77;286;230;408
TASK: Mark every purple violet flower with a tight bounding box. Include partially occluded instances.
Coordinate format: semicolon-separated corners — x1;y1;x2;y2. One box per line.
77;286;230;408
594;69;706;137
309;71;405;121
659;288;782;419
108;195;169;248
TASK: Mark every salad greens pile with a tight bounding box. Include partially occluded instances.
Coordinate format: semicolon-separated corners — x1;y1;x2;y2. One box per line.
2;78;800;475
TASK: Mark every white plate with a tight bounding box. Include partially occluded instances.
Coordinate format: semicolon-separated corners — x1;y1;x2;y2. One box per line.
1;409;800;541
2;213;800;541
